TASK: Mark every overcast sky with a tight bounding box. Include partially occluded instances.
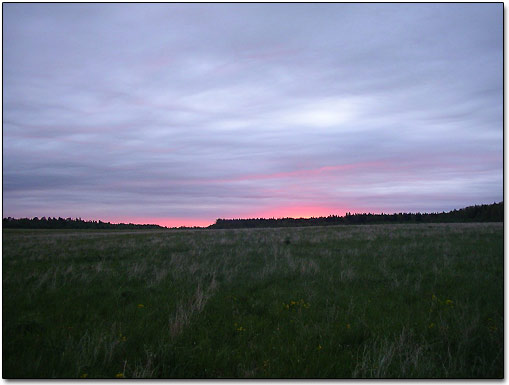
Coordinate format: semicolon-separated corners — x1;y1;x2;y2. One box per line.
3;3;502;227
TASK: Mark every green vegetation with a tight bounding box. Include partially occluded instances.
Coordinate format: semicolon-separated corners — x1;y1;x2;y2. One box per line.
3;223;503;378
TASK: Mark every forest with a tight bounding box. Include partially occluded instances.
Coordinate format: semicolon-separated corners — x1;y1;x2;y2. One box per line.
2;217;164;230
209;202;503;229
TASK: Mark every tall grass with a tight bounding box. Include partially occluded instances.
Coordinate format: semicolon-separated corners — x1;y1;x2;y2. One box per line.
3;223;503;378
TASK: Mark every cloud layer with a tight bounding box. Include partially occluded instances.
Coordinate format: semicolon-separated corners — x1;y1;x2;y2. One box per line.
3;4;502;226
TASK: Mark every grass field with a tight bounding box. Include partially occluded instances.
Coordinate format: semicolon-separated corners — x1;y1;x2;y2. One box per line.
2;223;503;378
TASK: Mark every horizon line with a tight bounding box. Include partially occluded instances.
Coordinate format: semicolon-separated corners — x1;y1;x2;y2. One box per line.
3;201;503;228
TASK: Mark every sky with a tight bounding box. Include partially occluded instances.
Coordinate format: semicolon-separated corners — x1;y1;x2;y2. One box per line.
3;3;503;227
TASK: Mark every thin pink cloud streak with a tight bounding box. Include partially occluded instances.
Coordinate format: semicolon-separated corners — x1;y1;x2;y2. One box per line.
199;161;387;184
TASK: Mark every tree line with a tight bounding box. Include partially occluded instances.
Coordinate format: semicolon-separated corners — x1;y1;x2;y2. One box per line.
209;202;503;229
3;202;503;230
2;217;164;230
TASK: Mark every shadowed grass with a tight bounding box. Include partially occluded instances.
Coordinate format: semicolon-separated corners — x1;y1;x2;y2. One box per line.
3;223;503;378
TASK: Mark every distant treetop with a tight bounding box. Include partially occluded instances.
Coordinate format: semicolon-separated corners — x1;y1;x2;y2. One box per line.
208;202;503;229
2;217;165;230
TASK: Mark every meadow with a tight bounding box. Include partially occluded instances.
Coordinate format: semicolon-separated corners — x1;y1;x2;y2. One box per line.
2;223;503;378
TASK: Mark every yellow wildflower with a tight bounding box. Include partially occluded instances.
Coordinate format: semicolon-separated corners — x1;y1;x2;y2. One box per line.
317;344;322;351
487;318;497;332
445;299;453;306
137;304;144;308
115;373;124;378
80;373;88;378
429;323;435;329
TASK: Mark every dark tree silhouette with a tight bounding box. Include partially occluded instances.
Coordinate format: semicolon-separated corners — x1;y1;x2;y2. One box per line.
2;217;165;230
208;202;503;229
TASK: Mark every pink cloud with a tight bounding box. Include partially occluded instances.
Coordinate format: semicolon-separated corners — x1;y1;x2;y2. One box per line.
198;160;387;185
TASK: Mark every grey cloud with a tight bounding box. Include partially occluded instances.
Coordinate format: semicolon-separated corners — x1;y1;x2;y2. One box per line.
3;3;502;224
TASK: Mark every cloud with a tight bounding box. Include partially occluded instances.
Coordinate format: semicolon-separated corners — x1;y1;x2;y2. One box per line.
3;3;502;225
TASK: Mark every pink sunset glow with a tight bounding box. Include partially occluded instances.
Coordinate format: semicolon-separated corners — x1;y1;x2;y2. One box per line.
115;206;365;228
106;217;216;228
250;205;356;220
